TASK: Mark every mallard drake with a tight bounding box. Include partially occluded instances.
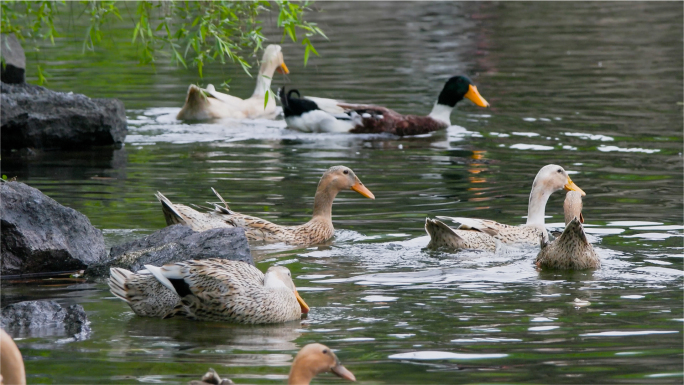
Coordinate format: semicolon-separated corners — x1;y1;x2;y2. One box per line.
109;259;310;324
425;164;586;251
155;166;375;246
536;191;600;269
190;343;355;385
176;44;289;121
1;329;26;385
278;76;489;135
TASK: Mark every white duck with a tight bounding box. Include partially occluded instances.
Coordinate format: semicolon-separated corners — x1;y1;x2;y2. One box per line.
425;164;586;251
177;44;289;121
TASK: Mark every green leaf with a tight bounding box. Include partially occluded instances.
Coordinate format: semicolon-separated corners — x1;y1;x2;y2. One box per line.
264;90;269;109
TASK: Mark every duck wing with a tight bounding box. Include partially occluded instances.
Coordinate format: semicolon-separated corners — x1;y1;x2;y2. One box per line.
204;84;244;106
304;96;346;114
435;216;506;237
338;103;447;136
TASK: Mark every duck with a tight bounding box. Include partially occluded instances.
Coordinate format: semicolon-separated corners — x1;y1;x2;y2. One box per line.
278;75;489;136
425;164;586;251
155;166;375;246
536;191;600;269
189;343;355;385
176;44;289;121
109;259;310;324
0;329;26;385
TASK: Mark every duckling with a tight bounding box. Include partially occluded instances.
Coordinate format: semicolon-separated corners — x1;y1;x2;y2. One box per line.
177;45;289;121
190;343;355;385
109;260;309;324
279;76;489;135
536;191;600;269
426;164;586;251
156;166;375;246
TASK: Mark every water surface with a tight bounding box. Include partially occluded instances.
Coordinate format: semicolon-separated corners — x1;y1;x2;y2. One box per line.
2;2;682;384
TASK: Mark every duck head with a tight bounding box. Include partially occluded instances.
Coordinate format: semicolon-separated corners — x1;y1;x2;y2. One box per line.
288;343;356;385
527;164;585;227
437;75;489;108
318;166;375;199
261;44;289;75
563;190;585;225
264;266;309;314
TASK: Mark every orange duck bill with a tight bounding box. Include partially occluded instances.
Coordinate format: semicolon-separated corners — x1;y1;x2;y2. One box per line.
295;290;310;314
351;179;375;199
276;62;289;74
464;84;490;107
563;176;586;196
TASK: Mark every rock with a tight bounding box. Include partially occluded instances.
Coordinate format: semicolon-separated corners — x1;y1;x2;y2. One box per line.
1;300;91;341
1;180;106;275
1;82;127;150
0;34;25;84
85;225;253;277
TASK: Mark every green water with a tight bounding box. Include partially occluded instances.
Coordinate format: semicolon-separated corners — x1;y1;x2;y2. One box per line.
2;2;682;384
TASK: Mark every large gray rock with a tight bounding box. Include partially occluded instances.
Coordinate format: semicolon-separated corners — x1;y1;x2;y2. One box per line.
1;180;106;275
0;34;25;84
1;300;91;341
1;82;127;150
86;224;253;277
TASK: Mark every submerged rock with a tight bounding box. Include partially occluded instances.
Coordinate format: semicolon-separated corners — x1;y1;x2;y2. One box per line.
1;300;91;342
1;180;106;275
1;82;127;150
86;225;252;277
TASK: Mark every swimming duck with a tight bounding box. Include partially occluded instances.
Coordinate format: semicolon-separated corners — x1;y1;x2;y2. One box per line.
155;166;375;245
536;191;600;269
176;44;289;121
425;164;586;251
279;75;489;135
0;329;26;385
109;259;310;324
189;343;355;385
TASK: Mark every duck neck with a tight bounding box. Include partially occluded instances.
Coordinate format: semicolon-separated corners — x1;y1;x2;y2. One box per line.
252;61;277;98
312;182;339;221
288;363;316;385
526;187;552;227
428;103;454;126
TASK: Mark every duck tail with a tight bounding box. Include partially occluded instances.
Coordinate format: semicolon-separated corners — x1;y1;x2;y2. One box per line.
109;267;134;302
176;84;210;120
155;191;187;227
425;218;465;249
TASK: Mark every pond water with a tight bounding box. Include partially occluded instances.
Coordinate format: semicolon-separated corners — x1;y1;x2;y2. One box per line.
2;2;683;384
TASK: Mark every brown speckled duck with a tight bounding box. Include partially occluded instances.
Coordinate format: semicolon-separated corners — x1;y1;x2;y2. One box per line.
190;343;355;385
177;44;289;121
279;76;489;136
425;164;586;251
536;191;600;270
156;166;375;245
109;259;309;324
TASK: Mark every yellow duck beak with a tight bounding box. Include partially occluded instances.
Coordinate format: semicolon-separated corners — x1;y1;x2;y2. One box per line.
464;84;490;107
276;62;289;75
564;176;586;196
295;290;310;314
351;179;375;199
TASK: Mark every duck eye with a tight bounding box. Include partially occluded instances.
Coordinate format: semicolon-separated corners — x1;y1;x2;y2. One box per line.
322;349;328;354
343;170;349;175
557;169;562;173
